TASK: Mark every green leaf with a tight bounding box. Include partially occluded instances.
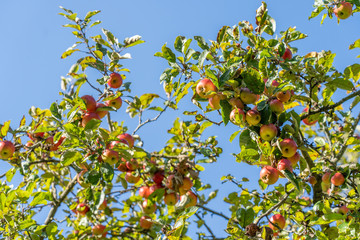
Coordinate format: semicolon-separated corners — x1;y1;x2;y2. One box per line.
241;68;264;94
239;129;257;149
194;36;209;50
1;120;11;137
101;163;114;182
50;102;62;120
102;28;117;45
61;49;79;59
219;70;231;87
85;170;101;185
198;50;209;68
174;36;185;52
5;168;16;182
308;6;325;20
220;100;232;126
236;207;255;228
230;130;241;143
84;118;101;131
85;10;101;20
283;170;300;191
162;44;176;63
61;150;82;166
349;39;360;50
19;219;36;230
326;78;354;91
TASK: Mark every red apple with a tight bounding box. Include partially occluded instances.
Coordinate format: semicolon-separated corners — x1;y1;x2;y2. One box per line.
269;214;286;231
196;78;218;99
81;95;97;112
126;159;139;171
76;203;89;216
228;98;245;109
269;99;284;114
117;133;134;148
106;97;122;110
260;124;278;141
117;162;128;172
322;172;332;184
230;108;246;126
164;192;178;206
125;171;140;184
302;107;317;126
281;48;292;61
165;174;176;190
139;186;151;198
208;94;222;110
139;216;153;229
0;141;15;160
28;131;45;141
82;112;101;127
260;166;279;185
181;191;197;208
279;138;297;158
148;184;162;196
308;176;317;186
92;224;106;236
277;159;293;178
245;109;261;126
334;2;352;20
338;205;349;215
240;88;257;105
331;172;345;186
181;177;193;191
276;91;291;103
264;79;279;95
102;149;119;165
152;171;165;184
142;199;157;214
107;72;123;88
95;103;108;119
287;152;300;167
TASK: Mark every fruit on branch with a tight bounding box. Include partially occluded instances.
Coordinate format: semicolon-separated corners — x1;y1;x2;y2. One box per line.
331;172;345;186
92;224;107;236
322;172;332;184
228;97;245;109
208;93;223;110
196;78;218;98
230;108;246;126
139;216;153;229
117;133;134;148
125;171;140;184
246;109;261;126
139;186;151;198
269;99;284;114
269;214;286;231
308;176;317;186
240;88;257;104
117;161;128;172
281;48;292;61
260;124;278;141
287;152;300;167
276;90;291;103
81;95;97;112
277;159;293;178
76;203;90;216
142;199;157;214
27;131;45;141
95;103;108;119
126;159;139;171
302;107;318;126
102;149;119;165
164;192;178;206
333;2;352;20
81;112;101;127
181;177;193;191
279;138;297;158
47;135;65;151
260;166;279;185
264;79;279;95
338;205;349;215
181;191;197;208
152;170;165;184
148;184;161;195
0;141;15;160
165;174;176;190
107;72;123;88
105;96;122;110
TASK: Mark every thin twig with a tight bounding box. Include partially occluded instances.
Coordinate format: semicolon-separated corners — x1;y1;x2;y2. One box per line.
195;212;216;239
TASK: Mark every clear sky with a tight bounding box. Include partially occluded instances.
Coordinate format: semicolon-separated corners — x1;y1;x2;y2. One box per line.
0;0;359;238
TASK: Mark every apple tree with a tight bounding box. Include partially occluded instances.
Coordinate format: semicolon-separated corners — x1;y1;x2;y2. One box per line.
1;1;360;239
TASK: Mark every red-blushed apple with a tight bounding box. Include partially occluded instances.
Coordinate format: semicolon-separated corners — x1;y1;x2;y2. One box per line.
125;171;140;184
230;108;246;126
152;170;165;184
276;90;291;103
277;159;293;178
269;99;284;114
81;95;97;112
92;224;107;236
28;131;45;141
25;141;34;150
302;107;318;126
106;97;122;110
0;141;15;160
245;109;261;126
164;192;178;206
76;203;90;216
139;216;153;229
139;186;151;198
333;2;352;20
102;149;119;165
196;78;218;98
287;152;300;167
51;136;65;151
98;199;107;210
269;214;286;231
181;191;197;208
142;199;157;214
228;97;245;109
208;93;223;110
126;159;139;171
322;172;332;184
281;48;292;61
308;176;317;186
107;72;123;88
181;177;193;191
95;103;108;119
117;133;134;148
81;112;101;128
240;88;257;105
331;172;345;186
260;166;279;185
338;205;349;215
77;169;90;188
279;138;297;158
264;79;280;95
117;162;128;172
260;124;278;141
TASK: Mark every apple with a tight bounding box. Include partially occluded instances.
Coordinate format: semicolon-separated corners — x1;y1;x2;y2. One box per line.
322;172;332;184
276;90;291;103
338;205;349;215
331;172;345;186
117;133;134;148
0;141;15;160
279;138;297;158
165;174;176;190
82;112;101;127
48;136;65;151
302;107;317;126
95;103;108;119
77;170;90;188
142;199;157;214
229;108;246;126
164;192;178;206
264;79;280;95
117;162;128;172
125;171;140;184
126;159;139;171
308;176;317;186
196;78;217;98
152;171;165;184
81;95;97;112
181;177;193;191
260;124;278;141
228;98;244;109
76;203;89;216
260;166;279;185
181;191;197;208
92;224;106;236
269;99;284;114
277;159;293;178
107;72;123;88
333;2;352;20
139;186;151;198
98;199;107;210
106;97;122;110
208;94;222;110
102;149;119;165
281;48;292;61
287;152;300;167
269;214;286;231
240;88;257;105
139;216;153;229
245;109;261;126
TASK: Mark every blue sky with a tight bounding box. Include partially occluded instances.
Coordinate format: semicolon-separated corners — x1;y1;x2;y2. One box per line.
0;0;359;238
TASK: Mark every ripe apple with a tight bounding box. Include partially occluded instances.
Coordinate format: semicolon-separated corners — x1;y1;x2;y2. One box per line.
148;184;163;196
308;176;317;186
81;112;101;127
0;141;15;160
281;48;292;61
27;131;45;141
228;97;245;109
245;109;261;126
333;2;352;20
139;186;151;198
260;124;278;141
276;90;291;103
139;216;153;229
287;152;300;167
230;108;246;126
208;94;222;110
152;171;165;184
81;95;97;112
331;172;345;186
181;191;197;208
117;162;128;172
125;171;140;184
322;172;332;184
269;99;284;114
102;149;119;165
92;224;106;236
240;88;257;105
142;199;157;214
196;78;218;98
277;159;293;178
269;214;286;231
76;203;90;216
105;97;122;110
107;72;123;88
181;177;193;191
126;159;139;171
165;174;176;189
260;166;279;185
117;133;134;148
338;205;349;215
279;138;297;158
164;192;178;206
95;103;108;119
264;79;280;95
302;107;318;126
